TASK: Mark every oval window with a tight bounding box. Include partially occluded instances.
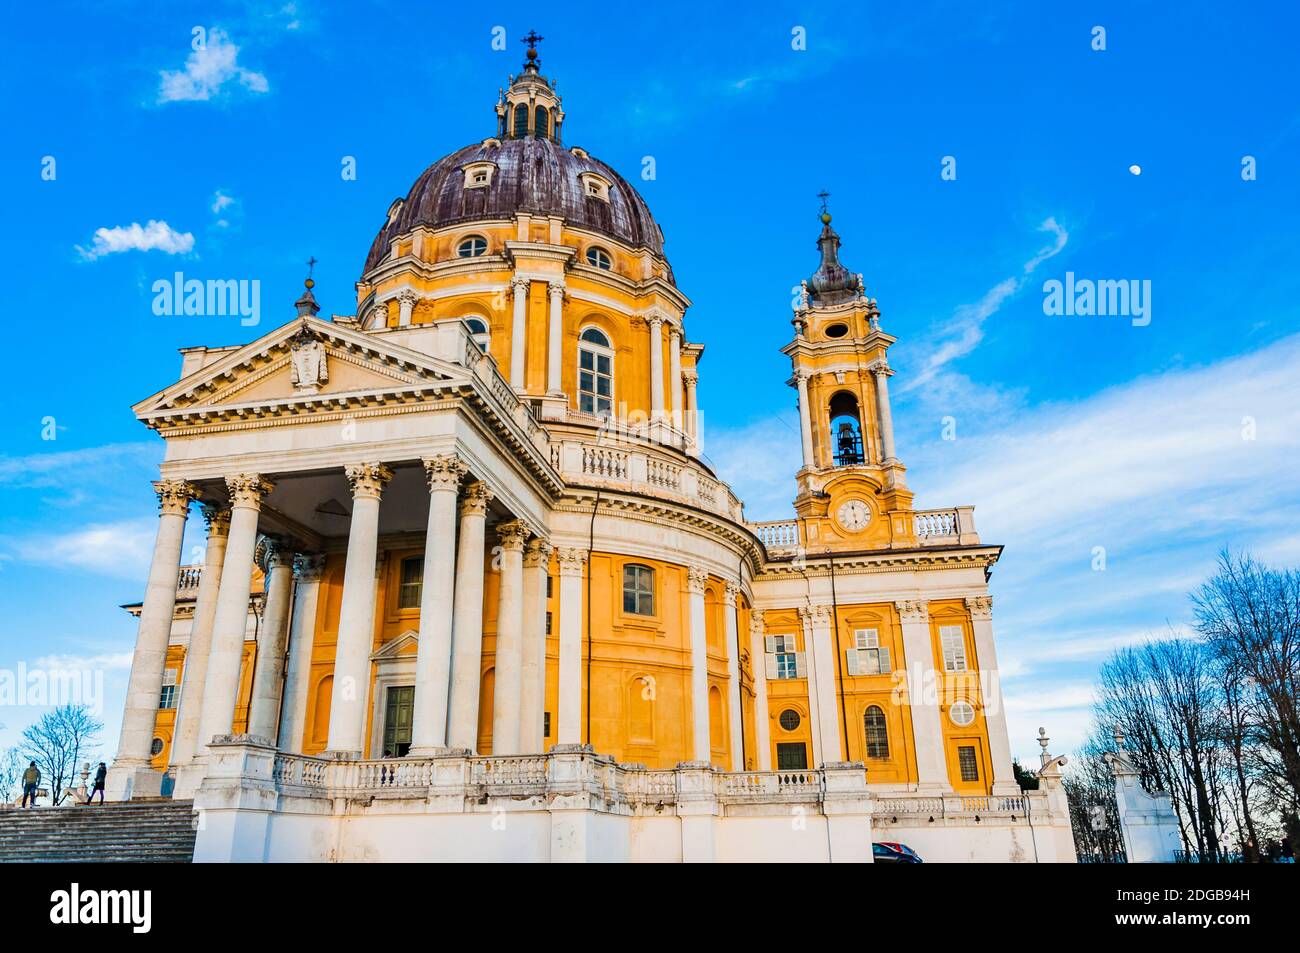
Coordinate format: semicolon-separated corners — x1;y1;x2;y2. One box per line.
779;709;801;732
457;236;488;258
825;323;849;338
586;247;612;270
150;738;165;756
949;701;976;727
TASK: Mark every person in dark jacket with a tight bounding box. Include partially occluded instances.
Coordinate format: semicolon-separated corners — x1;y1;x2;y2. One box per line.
21;761;40;808
88;762;107;805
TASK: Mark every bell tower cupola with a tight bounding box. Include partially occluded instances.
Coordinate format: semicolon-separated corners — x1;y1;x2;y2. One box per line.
496;31;565;142
782;196;916;549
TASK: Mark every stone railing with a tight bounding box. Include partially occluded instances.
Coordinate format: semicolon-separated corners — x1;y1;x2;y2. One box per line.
177;565;204;591
551;437;745;522
913;506;979;546
751;519;800;554
717;769;821;801
873;792;1032;819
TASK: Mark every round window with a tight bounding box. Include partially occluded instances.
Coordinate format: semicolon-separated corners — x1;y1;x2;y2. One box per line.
779;709;801;732
586;247;612;270
457;236;488;258
824;322;849;338
150;738;165;756
949;702;976;727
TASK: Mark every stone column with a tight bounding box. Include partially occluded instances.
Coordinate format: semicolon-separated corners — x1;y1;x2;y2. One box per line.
107;479;196;800
546;279;565;394
683;371;699;444
795;371;815;469
873;363;897;463
510;275;529;390
520;538;552;753
648;313;665;422
723;583;745;770
170;504;230;768
803;604;843;764
490;520;529;755
686;566;711;763
896;599;948;789
669;326;684;430
196;474;274;758
555;547;587;745
246;537;294;740
447;481;492;752
397;290;417;327
750;610;772;770
278;552;325;752
966;595;1019;795
325;463;393;756
800;607;823;767
408;454;466;755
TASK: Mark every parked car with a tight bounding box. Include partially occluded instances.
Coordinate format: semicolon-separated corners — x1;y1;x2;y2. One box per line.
872;841;923;864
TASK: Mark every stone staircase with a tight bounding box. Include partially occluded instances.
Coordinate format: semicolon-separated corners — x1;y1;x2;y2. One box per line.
0;800;197;862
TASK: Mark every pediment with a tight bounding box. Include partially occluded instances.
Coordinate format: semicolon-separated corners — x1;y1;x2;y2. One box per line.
371;630;418;661
134;316;472;429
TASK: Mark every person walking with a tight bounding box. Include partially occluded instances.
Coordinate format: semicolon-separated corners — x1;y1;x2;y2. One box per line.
1281;837;1295;864
88;762;107;805
20;761;40;808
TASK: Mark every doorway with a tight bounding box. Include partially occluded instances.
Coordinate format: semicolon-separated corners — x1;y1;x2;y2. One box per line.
382;685;415;757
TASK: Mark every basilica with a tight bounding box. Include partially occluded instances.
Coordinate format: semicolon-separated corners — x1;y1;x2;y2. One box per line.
108;41;1076;863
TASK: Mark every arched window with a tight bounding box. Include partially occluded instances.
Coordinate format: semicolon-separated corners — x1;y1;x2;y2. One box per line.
863;705;890;759
829;391;864;466
578;327;613;416
457;235;487;258
512;103;528;139
534;106;550;140
464;317;490;353
586;246;612;270
622;563;654;616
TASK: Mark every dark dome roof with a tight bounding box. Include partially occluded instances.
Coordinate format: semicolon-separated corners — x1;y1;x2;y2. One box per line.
363;137;669;279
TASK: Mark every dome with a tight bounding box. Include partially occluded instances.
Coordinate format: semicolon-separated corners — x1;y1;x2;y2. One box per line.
363;137;669;279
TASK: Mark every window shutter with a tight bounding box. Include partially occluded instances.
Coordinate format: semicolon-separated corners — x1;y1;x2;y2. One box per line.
794;652;808;678
845;649;861;676
878;647;891;673
764;653;779;680
765;635;779;653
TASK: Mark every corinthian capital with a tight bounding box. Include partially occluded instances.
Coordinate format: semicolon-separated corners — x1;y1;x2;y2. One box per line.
524;538;553;569
964;595;993;621
201;504;232;537
153;480;198;517
547;277;566;295
799;603;831;626
496;519;529;552
225;473;275;510
749;609;765;634
686;565;709;594
556;547;588;577
894;599;929;624
723;581;740;607
345;462;394;501
459;480;493;517
293;552;327;582
422;453;466;492
512;275;530;294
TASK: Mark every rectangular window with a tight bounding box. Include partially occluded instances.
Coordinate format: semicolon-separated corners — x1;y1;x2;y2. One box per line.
776;742;808;770
765;635;804;680
958;745;979;782
847;628;891;675
622;564;655;616
543;711;551;738
546;611;552;636
398;556;424;609
546;575;553;599
158;668;178;709
940;625;968;672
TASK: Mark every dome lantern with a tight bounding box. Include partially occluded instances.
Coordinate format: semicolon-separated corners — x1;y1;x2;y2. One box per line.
806;191;862;307
495;30;564;142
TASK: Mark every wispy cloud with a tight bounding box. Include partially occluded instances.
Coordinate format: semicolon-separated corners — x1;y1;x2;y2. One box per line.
5;519;157;581
211;190;240;229
157;28;268;104
75;221;194;261
902;217;1068;395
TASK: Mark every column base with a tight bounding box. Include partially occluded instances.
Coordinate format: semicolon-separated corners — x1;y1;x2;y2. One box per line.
171;761;209;799
104;761;164;802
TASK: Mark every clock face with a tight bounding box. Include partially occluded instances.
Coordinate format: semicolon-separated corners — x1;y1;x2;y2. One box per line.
836;499;871;532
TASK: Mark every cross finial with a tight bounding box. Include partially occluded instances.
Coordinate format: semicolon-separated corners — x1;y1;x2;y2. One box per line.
817;190;830;213
522;30;544;51
304;256;318;290
521;30;544;70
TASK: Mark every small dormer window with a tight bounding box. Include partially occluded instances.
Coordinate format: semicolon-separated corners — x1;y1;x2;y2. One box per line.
457;235;488;258
462;161;496;189
586;246;612;270
579;172;611;202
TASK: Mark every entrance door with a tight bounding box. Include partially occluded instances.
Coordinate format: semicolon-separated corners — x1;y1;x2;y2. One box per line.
382;685;415;757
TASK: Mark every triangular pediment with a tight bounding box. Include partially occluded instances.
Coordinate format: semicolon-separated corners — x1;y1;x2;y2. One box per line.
371;630;418;661
134;316;472;429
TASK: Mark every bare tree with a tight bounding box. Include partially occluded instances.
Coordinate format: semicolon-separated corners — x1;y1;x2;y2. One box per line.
20;705;103;806
1063;728;1125;861
0;746;22;804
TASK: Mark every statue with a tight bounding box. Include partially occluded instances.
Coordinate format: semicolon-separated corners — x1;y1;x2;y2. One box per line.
290;328;329;395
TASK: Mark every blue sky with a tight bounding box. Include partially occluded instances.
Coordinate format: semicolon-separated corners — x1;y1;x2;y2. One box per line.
1;1;1298;765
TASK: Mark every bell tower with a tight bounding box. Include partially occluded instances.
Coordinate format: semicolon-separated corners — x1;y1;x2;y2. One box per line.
782;198;916;552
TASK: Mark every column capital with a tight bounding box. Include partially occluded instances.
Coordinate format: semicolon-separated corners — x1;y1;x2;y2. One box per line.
422;453;467;492
345;462;394;500
749;608;765;634
799;603;832;626
225;473;275;510
397;289;419;306
524;537;553;568
556;547;588;577
686;565;709;594
293;552;327;582
547;277;566;294
894;599;929;624
682;370;699;388
964;594;993;621
511;274;530;294
723;580;740;607
153;479;198;517
201;503;232;537
459;480;493;517
496;519;529;552
647;311;665;330
870;360;893;378
258;535;293;572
